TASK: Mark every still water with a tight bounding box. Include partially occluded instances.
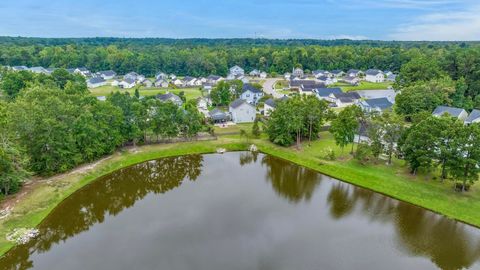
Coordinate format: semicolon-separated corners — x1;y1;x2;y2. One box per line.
1;152;480;270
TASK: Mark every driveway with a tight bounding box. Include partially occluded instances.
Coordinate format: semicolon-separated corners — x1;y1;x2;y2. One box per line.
262;78;284;99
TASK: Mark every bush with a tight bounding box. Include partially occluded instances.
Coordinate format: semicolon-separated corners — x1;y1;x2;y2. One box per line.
355;143;373;165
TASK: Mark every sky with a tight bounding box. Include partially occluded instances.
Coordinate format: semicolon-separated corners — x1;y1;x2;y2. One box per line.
0;0;479;41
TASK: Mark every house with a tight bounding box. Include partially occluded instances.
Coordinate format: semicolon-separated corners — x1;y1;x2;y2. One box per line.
316;88;343;102
111;79;121;87
386;74;397;82
173;78;183;87
12;66;28;71
87;77;107;88
154;79;169;88
156;92;183;106
284;72;291;80
292;68;304;78
141;78;153;88
365;69;385;83
183;76;197;87
197;97;211;110
331;70;345;78
169;74;177;80
74;67;91;77
97;70;117;80
45;68;56;74
347;69;363;77
358;97;393;113
264;98;277;116
229;65;245;77
342;76;360;85
465;109;480;124
203;83;214;93
331;92;361;107
240;83;264;104
289;80;323;90
299;84;319;95
229;99;256;123
317;75;335;86
209;108;229;123
207;75;223;85
155;72;168;80
249;69;261;77
66;68;76;74
432;106;468;121
313;70;328;78
29;67;47;74
384;71;394;77
119;78;136;89
260;72;267;79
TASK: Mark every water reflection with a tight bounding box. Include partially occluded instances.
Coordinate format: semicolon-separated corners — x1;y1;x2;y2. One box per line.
0;153;479;270
0;155;203;270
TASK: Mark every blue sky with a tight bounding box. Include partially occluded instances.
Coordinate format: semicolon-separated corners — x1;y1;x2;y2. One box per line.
0;0;479;40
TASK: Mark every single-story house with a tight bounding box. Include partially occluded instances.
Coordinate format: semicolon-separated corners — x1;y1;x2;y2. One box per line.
465;109;480;124
87;77;107;88
141;78;153;88
365;69;385;83
155;72;168;80
432;106;468;121
316;88;343;102
331;70;345;78
173;78;183;87
299;84;319;95
119;78;136;89
156;92;183;106
229;98;256;123
289;80;324;90
229;65;245;77
154;79;169;88
330;92;361;107
183;76;197;87
358;97;393;113
342;76;360;85
347;69;363;77
97;70;117;80
207;75;223;85
240;83;264;104
124;72;140;81
209;108;229;123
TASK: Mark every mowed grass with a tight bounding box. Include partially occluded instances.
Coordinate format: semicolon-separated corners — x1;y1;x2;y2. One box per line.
332;81;393;91
89;85;203;101
2;131;480;257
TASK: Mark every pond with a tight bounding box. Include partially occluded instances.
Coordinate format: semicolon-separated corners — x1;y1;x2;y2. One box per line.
1;152;480;270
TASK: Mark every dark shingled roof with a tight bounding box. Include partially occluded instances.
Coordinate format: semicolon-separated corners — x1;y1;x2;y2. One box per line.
209;108;228;121
365;69;383;76
98;70;116;76
333;92;361;100
88;77;106;84
156;92;182;104
316;87;343;97
242;83;262;93
433;106;466;118
230;98;251;109
265;98;276;108
365;98;393;110
466;109;480;123
123;78;136;84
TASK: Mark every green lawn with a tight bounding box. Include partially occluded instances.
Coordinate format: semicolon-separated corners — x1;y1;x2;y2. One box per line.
332;81;393;91
2;131;480;256
274;80;289;90
89;85;203;101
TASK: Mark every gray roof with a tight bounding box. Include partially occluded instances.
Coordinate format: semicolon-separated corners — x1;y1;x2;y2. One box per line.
333;92;361;100
123;78;136;84
432;106;466;118
209;108;228;121
184;76;196;82
347;69;361;74
365;69;383;76
316;87;343;97
466;109;480;123
88;77;106;84
207;75;221;80
156;92;183;104
265;98;276;108
230;98;251;109
242;83;262;93
331;70;344;75
98;70;116;76
364;98;393;110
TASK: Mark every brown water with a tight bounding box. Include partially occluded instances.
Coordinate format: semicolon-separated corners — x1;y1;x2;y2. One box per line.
1;152;480;270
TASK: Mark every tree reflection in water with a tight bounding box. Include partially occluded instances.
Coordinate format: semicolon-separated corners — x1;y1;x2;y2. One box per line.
0;155;203;270
1;152;480;270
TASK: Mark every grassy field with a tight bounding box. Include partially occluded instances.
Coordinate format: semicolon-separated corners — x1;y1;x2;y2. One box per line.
1;131;480;256
274;80;289;89
332;81;393;91
89;85;203;101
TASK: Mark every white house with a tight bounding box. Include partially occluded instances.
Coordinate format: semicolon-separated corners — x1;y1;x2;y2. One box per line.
119;78;136;89
240;84;264;104
229;99;256;123
330;92;361;108
97;70;116;80
87;77;107;88
342;76;360;85
331;70;345;78
197;97;211;110
432;106;468;121
313;70;328;78
156;92;183;106
111;79;120;87
284;72;291;80
365;69;385;83
183;76;197;87
173;78;183;87
358;98;394;113
74;67;91;77
249;69;260;77
465;109;480;124
229;65;245;77
29;67;47;74
155;72;168;80
316;88;343;102
347;69;363;78
154;79;169;88
12;66;28;71
260;72;267;79
141;78;153;88
264;98;276;116
207;75;223;85
317;76;335;86
124;72;140;81
292;68;304;78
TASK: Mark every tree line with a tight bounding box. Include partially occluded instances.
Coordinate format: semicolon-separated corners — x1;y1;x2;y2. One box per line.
0;70;206;196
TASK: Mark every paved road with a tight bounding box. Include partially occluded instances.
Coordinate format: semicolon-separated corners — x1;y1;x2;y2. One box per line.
262;78;284;99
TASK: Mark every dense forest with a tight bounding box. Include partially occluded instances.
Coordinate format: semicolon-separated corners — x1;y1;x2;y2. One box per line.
0;37;479;79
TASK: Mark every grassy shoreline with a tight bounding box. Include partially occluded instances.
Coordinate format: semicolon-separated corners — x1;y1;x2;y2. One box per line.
1;134;479;257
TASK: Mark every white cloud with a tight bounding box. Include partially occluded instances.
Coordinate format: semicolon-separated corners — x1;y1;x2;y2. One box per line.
389;5;480;40
326;34;369;40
